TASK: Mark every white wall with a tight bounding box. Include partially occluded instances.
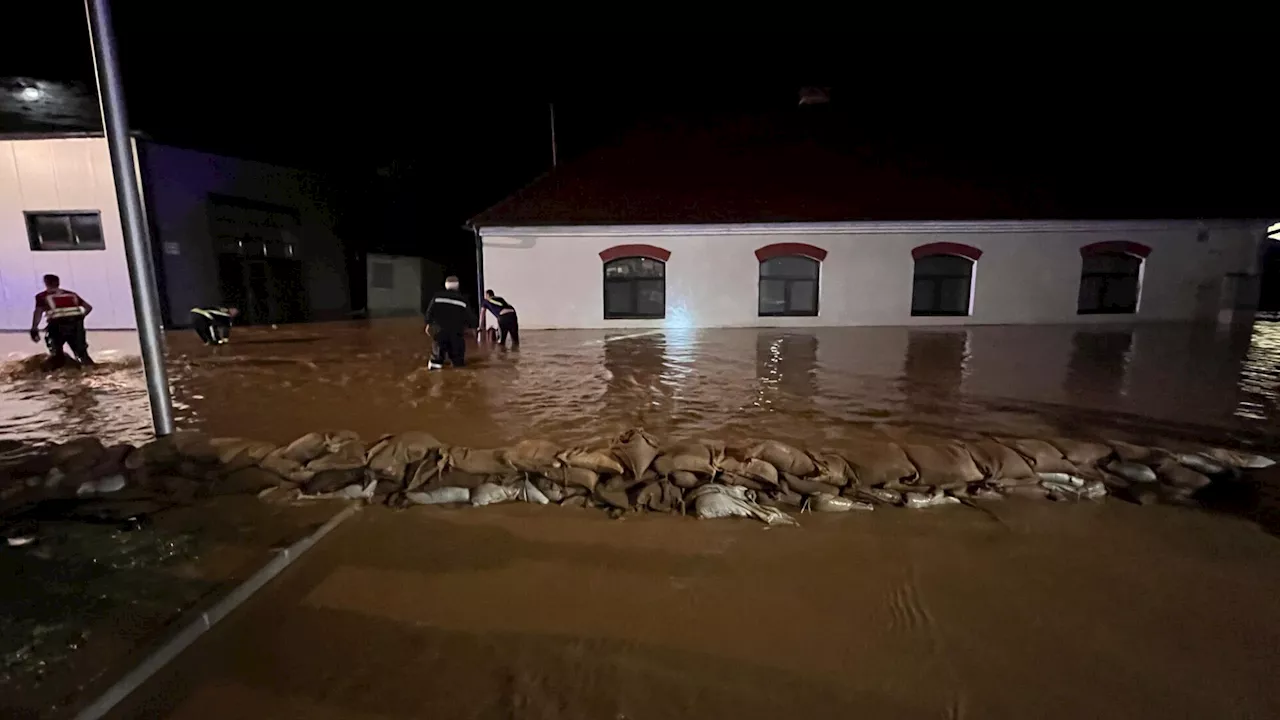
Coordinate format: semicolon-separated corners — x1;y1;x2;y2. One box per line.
366;253;423;316
0;137;136;329
481;221;1268;329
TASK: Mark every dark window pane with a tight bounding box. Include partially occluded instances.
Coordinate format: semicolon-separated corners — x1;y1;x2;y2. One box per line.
790;279;817;313
636;279;665;316
911;279;936;313
1102;277;1138;310
759;278;788;314
69;213;103;248
1082;252;1141;275
914;255;973;277
605;281;634;315
1078;275;1104;311
1078;251;1141;314
32;215;72;248
938;278;971;314
761;256;818;279
605;257;664;279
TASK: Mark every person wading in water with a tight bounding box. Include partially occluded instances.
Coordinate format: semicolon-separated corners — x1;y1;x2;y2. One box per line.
30;274;94;368
425;276;477;369
481;289;520;349
190;306;239;345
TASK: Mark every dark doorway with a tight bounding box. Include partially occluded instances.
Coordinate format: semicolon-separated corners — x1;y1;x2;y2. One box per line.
218;254;307;325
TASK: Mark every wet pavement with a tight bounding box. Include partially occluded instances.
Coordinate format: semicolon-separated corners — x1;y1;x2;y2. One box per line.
4;318;1280;450
104;502;1280;720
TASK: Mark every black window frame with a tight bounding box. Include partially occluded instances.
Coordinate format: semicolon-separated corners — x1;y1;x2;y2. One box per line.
1077;250;1142;315
25;211;106;251
910;253;975;317
603;256;666;320
758;255;820;317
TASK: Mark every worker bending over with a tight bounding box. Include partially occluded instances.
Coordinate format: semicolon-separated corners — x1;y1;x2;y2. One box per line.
191;306;239;345
482;289;520;349
30;274;94;368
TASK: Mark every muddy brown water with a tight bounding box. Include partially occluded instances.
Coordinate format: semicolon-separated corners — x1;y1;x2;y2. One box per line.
7;318;1280;718
6;317;1280;450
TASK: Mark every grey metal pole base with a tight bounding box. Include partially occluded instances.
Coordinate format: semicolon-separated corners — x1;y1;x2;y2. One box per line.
85;0;175;436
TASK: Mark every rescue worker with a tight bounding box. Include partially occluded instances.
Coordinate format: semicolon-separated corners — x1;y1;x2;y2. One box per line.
482;289;520;348
30;274;94;368
191;306;239;345
425;275;477;369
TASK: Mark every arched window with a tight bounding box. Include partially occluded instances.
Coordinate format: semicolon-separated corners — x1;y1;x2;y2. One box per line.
603;256;666;319
910;243;980;317
756;243;825;317
1078;242;1148;314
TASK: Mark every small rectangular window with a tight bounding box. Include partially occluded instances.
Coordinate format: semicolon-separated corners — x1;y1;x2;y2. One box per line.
25;212;106;251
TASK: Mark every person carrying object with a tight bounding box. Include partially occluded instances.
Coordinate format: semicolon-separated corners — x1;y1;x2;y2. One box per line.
30;274;94;368
191;306;239;345
482;289;520;348
425;275;477;369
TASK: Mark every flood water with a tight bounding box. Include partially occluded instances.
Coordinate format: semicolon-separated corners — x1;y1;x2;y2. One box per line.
4;318;1280;451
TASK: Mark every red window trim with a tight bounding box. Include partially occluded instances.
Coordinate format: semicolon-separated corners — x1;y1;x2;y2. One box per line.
1079;241;1152;258
911;242;983;261
599;244;671;263
755;242;828;263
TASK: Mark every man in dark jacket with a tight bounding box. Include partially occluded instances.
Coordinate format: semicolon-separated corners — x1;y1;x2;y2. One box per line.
191;306;239;345
481;289;520;348
425;276;477;369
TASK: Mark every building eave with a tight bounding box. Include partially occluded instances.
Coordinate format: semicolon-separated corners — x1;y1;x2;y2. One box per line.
477;219;1272;238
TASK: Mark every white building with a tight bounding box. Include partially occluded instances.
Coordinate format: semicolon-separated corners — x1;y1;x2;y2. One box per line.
0;132;350;330
471;116;1271;329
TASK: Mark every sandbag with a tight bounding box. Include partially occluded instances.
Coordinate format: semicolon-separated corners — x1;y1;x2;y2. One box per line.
747;440;816;477
365;431;441;480
518;479;551;505
471;483;522;507
848;486;901;505
446;447;510;475
688;484;797;526
998;438;1078;474
634;480;682;513
1116;484;1160;506
560;495;592;509
211;438;278;472
1108;440;1164;464
302;479;375;501
808;493;873;513
720;472;767;491
1174;453;1228;476
433;468;492;490
1047;438;1113;466
810;453;854;487
902;441;983;489
278;432;329;464
653;441;723;476
542;465;599;493
965;439;1036;481
1106;460;1157;484
669;470;707;490
841;439;918;489
1202;447;1275;469
782;474;841;497
557;447;625;475
303;468;364;496
75;474;125;496
720;457;779;486
258;449;314;484
168;432;220;464
129;436;179;470
306;436;368;472
534;476;566;503
1002;484;1050;500
904;489;961;509
612;428;660;478
215;467;284;495
763;484;804;508
1156;459;1212;490
54;437;107;473
405;486;470;505
592;476;632;510
505;439;562;473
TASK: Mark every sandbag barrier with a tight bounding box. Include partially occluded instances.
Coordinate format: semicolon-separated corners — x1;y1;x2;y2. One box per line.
3;429;1276;528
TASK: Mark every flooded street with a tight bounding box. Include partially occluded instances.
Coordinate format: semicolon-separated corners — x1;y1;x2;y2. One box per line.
5;318;1280;450
8;319;1280;718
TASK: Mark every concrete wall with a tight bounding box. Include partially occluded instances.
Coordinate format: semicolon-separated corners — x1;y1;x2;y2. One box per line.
137;141;348;326
0;137;136;329
481;221;1268;329
366;253;423;316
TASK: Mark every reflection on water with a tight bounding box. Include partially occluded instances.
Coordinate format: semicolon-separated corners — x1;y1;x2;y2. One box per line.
6;318;1280;449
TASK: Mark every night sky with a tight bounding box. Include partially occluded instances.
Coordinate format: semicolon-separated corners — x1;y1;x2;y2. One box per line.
4;5;1279;284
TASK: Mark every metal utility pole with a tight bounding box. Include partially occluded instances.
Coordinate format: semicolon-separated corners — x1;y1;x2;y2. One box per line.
549;102;558;168
85;0;175;436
